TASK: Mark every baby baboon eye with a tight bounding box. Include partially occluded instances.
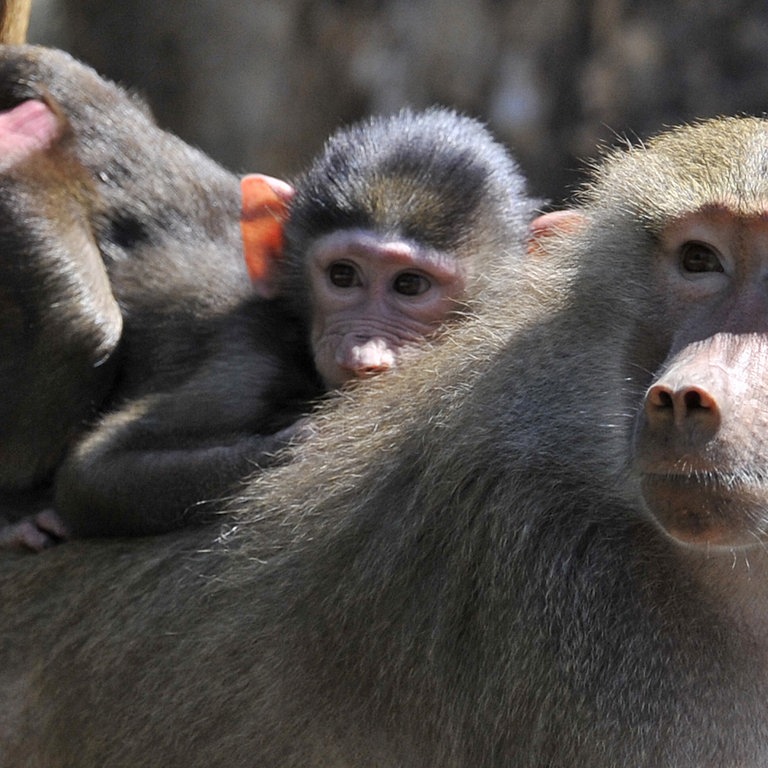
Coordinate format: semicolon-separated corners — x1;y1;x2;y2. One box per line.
328;262;361;288
393;272;431;296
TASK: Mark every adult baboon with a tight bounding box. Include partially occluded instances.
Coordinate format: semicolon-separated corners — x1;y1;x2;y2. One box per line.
4;117;768;766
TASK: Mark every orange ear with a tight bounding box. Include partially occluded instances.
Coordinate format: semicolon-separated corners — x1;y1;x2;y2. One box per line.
528;210;586;257
240;174;295;298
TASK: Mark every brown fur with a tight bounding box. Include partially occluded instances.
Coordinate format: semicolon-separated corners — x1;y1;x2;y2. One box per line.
4;116;768;765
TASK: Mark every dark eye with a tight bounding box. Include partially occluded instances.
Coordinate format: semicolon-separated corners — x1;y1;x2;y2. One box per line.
108;213;149;249
679;241;724;273
393;272;431;296
328;262;360;288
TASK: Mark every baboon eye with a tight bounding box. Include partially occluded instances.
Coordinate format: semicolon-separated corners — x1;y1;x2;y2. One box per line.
108;213;149;248
679;241;724;273
394;272;431;296
328;262;361;288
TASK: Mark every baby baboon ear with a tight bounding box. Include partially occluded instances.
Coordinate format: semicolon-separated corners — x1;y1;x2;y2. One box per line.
527;210;586;256
240;173;294;298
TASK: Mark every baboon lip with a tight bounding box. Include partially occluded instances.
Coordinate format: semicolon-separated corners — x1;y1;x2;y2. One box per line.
641;469;768;487
640;472;768;548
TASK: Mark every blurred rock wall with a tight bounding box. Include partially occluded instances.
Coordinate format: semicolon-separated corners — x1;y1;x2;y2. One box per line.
28;0;768;203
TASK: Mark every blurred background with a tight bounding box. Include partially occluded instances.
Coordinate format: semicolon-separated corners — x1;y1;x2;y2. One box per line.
27;0;768;204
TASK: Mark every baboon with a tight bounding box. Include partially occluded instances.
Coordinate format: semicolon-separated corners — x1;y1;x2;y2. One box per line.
3;116;768;766
0;45;252;548
247;106;537;388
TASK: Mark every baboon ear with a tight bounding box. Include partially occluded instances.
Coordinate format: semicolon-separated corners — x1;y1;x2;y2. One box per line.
0;99;61;171
528;210;586;256
240;174;295;298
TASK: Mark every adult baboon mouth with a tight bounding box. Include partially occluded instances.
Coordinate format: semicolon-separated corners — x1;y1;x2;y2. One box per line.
640;472;768;548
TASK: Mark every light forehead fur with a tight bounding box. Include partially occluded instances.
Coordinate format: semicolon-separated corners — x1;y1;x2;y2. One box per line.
584;116;768;228
359;173;453;234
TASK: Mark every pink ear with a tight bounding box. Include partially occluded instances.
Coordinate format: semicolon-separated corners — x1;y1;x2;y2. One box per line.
0;100;60;171
240;174;295;298
528;210;586;257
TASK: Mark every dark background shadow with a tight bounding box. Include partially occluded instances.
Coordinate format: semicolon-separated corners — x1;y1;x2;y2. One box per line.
29;0;768;204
